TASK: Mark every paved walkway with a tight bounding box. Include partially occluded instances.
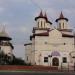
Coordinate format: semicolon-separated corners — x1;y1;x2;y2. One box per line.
0;71;75;75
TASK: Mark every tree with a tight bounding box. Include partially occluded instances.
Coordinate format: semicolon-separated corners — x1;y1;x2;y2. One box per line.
10;55;26;65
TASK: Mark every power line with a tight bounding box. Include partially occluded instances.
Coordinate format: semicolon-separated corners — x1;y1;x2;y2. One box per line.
30;0;42;10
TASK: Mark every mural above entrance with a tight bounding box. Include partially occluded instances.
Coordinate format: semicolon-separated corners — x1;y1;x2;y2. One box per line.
51;51;60;56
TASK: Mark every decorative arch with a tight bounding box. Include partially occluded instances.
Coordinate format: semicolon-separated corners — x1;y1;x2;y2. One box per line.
51;51;60;56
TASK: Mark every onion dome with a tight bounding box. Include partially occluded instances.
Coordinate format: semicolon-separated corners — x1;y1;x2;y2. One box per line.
56;12;68;22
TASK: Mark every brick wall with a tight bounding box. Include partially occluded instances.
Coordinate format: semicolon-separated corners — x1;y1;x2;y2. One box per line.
0;65;58;71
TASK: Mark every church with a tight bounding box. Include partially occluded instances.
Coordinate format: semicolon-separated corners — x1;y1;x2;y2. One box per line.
24;11;75;69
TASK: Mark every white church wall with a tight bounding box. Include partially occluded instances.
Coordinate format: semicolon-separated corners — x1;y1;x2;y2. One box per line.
35;30;47;34
35;36;49;51
25;44;32;64
57;20;68;29
37;18;46;28
45;22;53;29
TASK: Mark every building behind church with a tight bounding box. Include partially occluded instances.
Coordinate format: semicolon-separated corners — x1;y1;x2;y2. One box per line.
0;26;14;64
24;11;75;69
0;27;14;55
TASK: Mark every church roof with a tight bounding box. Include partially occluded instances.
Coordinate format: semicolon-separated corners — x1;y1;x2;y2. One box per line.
44;12;52;24
58;29;73;32
44;12;48;21
56;12;68;22
30;32;49;40
33;32;49;36
60;12;64;18
32;27;50;33
24;43;32;46
39;11;43;17
0;28;12;40
62;33;74;37
35;11;44;21
35;11;52;24
30;28;74;40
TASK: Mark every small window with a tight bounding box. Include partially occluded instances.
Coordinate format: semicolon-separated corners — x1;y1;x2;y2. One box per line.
44;22;45;28
41;21;42;28
27;56;28;61
44;57;48;62
59;23;61;29
63;23;64;29
63;57;67;63
64;43;66;45
59;23;61;25
38;22;39;28
45;42;47;44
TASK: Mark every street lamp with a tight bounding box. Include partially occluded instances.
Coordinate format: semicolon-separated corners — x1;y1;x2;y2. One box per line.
48;55;52;67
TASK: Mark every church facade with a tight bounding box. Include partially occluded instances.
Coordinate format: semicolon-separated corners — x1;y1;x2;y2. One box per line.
24;11;75;68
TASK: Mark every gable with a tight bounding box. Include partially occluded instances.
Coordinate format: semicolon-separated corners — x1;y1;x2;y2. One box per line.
49;29;62;38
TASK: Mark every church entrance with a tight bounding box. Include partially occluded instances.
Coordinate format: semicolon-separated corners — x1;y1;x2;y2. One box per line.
52;57;59;66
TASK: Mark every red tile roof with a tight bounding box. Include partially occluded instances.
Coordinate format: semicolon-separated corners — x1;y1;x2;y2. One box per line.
58;29;73;32
32;27;50;33
30;32;49;40
24;43;32;46
33;32;49;36
62;33;74;37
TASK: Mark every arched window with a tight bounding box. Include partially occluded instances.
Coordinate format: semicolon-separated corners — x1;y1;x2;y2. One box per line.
44;22;45;28
59;23;61;29
63;23;64;29
41;21;42;28
38;22;39;28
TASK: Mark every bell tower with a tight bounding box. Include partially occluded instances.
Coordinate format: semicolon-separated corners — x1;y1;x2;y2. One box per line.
56;12;68;30
35;11;46;28
35;11;52;29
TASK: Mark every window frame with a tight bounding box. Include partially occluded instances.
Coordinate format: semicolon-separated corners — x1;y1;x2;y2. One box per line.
63;57;67;63
44;57;48;63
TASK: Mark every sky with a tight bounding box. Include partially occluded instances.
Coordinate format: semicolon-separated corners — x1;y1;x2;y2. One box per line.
0;0;75;59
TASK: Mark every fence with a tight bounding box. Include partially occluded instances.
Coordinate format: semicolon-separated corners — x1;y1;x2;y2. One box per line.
61;63;75;72
0;65;58;71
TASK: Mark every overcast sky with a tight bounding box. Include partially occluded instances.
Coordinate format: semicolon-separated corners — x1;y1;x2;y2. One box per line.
0;0;75;59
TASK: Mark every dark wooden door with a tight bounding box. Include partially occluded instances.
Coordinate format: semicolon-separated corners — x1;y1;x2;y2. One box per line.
52;57;59;66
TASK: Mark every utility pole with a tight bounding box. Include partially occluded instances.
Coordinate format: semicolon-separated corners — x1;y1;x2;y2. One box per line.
74;32;75;48
73;28;75;71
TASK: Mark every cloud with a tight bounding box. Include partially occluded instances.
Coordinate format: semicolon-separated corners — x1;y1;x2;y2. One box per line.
20;26;27;33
